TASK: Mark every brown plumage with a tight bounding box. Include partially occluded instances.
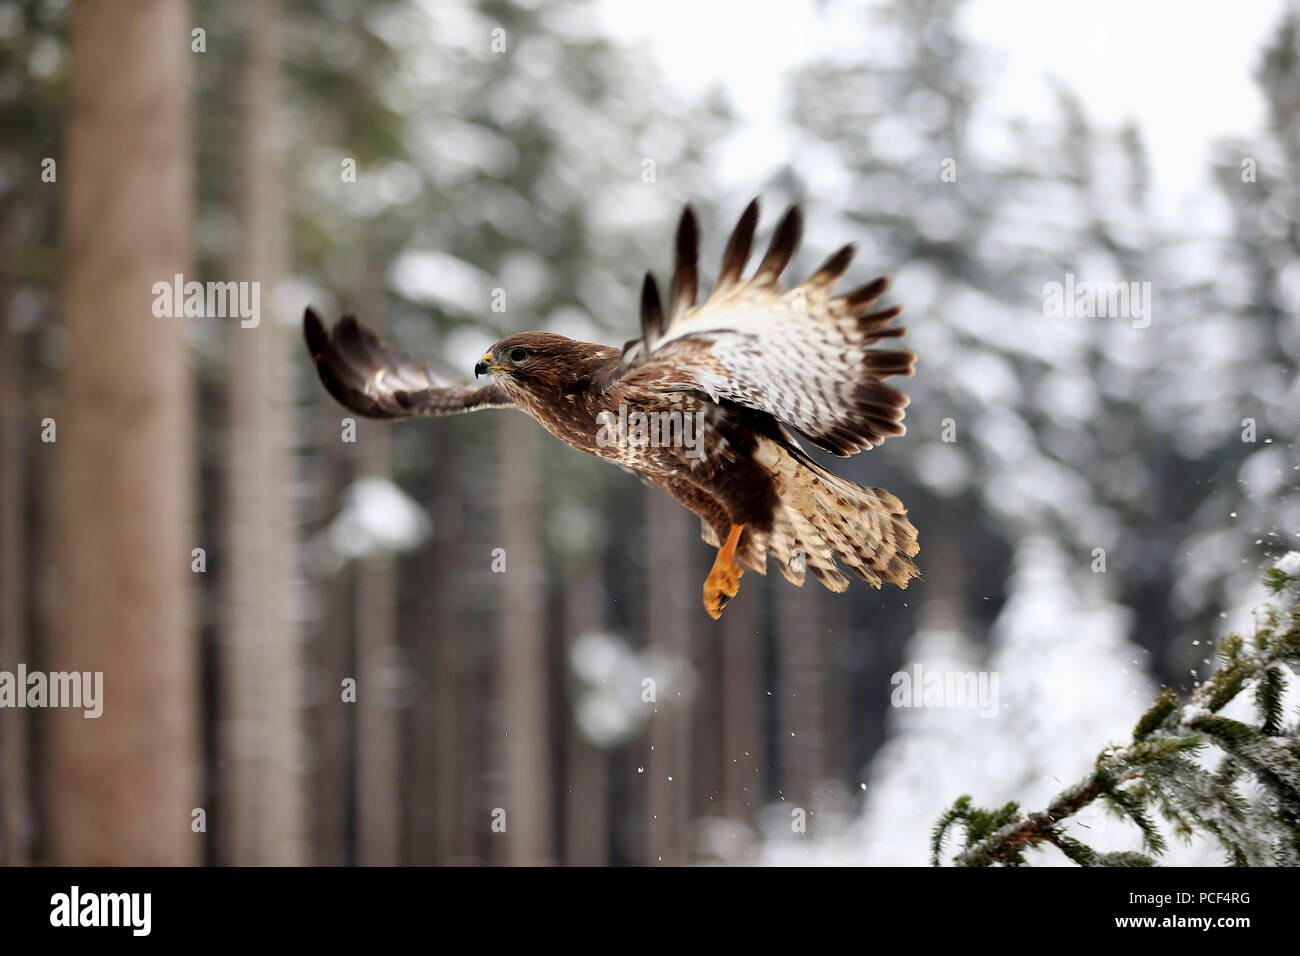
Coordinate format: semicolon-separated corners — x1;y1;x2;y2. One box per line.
303;200;919;617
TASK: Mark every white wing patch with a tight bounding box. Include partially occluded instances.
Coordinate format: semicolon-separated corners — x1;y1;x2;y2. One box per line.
620;201;915;456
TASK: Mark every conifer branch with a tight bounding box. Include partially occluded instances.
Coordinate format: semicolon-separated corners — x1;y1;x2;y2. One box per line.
933;552;1300;867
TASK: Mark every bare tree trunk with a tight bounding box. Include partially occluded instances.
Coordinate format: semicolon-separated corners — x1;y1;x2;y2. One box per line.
563;567;608;865
919;498;968;636
345;257;402;865
48;0;197;865
720;584;762;847
219;0;304;865
821;595;852;816
422;448;479;864
644;485;694;864
0;214;32;864
778;580;825;837
356;421;401;865
305;414;349;865
495;414;551;863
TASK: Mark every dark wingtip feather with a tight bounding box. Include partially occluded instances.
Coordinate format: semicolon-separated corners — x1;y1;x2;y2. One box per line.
334;313;386;368
755;203;803;284
808;243;856;288
670;205;700;319
313;352;371;413
303;307;328;356
845;276;890;309
864;349;917;378
717;198;760;289
336;314;362;339
860;304;905;335
677;203;699;247
640;271;665;344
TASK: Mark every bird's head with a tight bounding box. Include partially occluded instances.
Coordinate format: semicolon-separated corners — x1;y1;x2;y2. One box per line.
474;331;617;404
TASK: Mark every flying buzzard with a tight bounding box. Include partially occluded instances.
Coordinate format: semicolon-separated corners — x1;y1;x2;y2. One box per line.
304;201;919;618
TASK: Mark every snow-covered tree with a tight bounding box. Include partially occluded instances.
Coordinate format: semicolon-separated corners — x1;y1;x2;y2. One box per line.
935;553;1300;866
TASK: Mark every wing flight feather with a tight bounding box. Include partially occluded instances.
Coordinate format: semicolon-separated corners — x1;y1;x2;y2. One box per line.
618;202;914;456
303;308;513;420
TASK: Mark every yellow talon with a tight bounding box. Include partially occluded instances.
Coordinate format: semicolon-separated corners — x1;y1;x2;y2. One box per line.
703;524;745;619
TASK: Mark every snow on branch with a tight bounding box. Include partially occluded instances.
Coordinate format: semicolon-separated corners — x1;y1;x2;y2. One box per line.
932;551;1300;867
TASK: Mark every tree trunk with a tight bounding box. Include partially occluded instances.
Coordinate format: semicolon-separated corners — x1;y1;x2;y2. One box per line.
778;579;825;836
305;410;350;865
643;485;694;864
0;213;31;864
563;567;608;865
495;413;552;863
48;0;198;865
349;259;402;865
419;443;482;863
356;421;401;865
219;0;304;865
720;580;763;850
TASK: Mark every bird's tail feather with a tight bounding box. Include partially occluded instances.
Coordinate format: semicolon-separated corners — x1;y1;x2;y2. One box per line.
743;438;919;593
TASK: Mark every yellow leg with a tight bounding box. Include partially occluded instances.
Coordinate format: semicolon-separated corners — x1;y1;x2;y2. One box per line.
703;524;745;620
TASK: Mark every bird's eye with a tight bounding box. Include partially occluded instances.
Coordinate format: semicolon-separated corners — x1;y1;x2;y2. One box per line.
509;347;529;363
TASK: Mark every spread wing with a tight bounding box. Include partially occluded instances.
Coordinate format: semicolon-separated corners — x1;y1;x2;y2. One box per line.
303;308;513;419
618;201;914;457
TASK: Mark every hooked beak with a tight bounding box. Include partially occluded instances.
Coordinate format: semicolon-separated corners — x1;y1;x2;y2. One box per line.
476;351;514;379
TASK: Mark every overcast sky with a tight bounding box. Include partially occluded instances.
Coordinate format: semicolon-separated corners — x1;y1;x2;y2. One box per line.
597;0;1289;219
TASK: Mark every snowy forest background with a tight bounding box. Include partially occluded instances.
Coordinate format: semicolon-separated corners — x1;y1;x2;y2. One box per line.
1;0;1297;866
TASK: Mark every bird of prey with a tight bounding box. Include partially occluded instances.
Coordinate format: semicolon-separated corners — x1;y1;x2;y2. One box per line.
304;200;919;618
